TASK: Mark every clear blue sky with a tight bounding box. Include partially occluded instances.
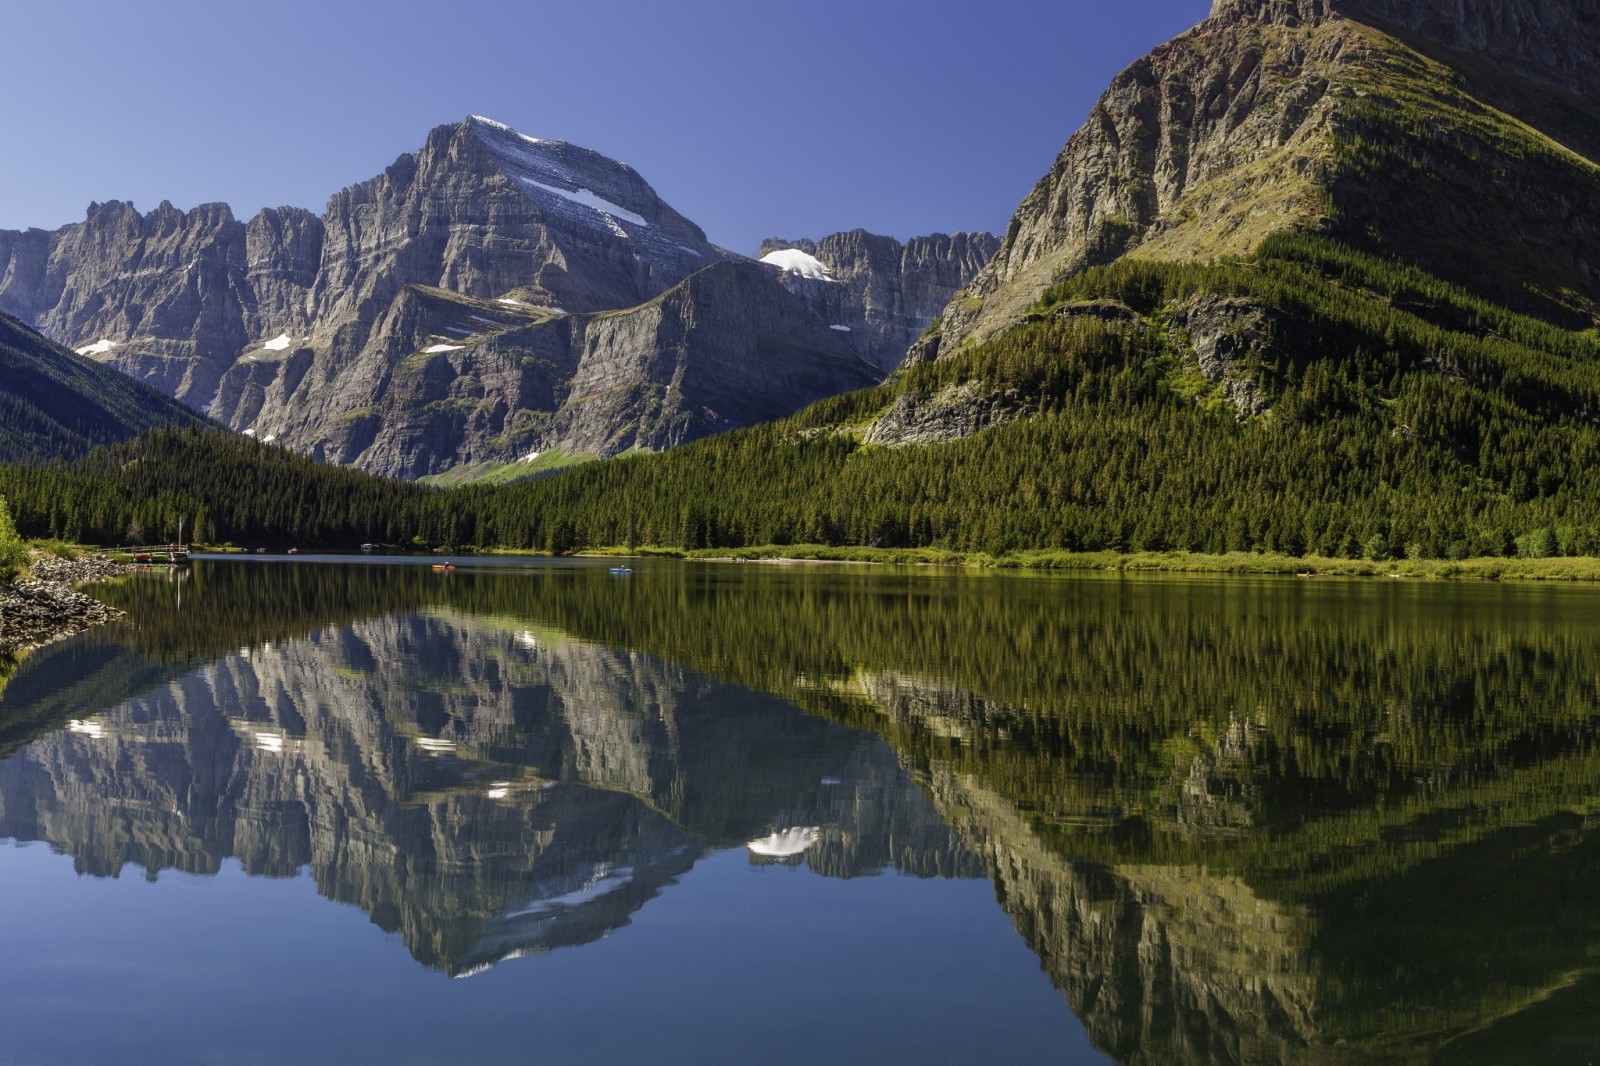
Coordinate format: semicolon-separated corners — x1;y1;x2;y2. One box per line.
0;0;1209;255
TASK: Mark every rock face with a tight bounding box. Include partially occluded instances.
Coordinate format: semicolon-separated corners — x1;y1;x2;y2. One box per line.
1170;295;1276;416
1216;0;1600;108
0;116;901;477
758;230;998;374
862;382;1032;447
917;0;1600;362
212;261;880;477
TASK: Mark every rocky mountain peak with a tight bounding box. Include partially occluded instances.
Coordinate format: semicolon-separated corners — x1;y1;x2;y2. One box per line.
1208;0;1332;26
463;116;710;244
1212;0;1600;106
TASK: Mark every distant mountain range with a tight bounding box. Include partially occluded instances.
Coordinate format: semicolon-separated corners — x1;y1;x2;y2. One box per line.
0;116;993;480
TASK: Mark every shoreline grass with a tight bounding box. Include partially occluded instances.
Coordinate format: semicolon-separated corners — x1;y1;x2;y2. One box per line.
550;543;1600;582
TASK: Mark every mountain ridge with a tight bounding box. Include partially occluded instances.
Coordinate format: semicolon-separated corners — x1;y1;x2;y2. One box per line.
0;116;990;479
915;0;1600;362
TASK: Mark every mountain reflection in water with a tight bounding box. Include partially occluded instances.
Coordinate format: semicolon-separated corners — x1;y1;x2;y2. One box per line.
1;558;1599;1064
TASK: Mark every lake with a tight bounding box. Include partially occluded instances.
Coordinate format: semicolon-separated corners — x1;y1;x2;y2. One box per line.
1;557;1597;1065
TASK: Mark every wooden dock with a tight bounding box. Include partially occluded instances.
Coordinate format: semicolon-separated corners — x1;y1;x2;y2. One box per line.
123;544;191;564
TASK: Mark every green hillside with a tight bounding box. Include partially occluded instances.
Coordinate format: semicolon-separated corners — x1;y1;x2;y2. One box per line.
0;310;206;464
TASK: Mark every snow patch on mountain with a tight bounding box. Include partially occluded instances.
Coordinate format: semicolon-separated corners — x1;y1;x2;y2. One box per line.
75;339;117;356
761;249;835;281
519;178;649;228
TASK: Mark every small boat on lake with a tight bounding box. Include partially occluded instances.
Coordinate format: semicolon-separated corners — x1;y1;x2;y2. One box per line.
432;562;456;572
609;566;633;575
360;543;374;553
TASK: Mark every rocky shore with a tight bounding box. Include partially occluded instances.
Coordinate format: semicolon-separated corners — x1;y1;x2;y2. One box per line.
0;555;132;652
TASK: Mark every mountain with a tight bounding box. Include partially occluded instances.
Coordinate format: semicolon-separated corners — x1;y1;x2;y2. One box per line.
390;0;1600;561
0;309;205;464
917;0;1600;359
758;229;999;373
213;259;879;480
0;117;987;479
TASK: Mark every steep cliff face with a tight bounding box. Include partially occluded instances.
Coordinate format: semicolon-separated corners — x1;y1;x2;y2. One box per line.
919;0;1600;361
549;262;880;458
214;261;879;478
758;229;997;373
0;200;253;405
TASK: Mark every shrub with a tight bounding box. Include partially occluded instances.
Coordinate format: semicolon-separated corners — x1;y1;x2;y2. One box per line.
0;495;27;580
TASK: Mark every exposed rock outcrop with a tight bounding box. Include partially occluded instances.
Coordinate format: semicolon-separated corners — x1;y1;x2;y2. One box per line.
862;382;1032;447
214;261;880;478
1170;294;1277;416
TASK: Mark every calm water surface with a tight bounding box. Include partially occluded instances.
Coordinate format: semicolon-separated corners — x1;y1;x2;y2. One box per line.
1;558;1598;1064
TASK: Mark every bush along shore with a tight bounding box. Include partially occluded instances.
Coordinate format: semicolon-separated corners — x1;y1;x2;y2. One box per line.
0;553;132;653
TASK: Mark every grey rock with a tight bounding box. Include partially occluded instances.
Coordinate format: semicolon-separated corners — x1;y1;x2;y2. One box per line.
0;117;753;475
1214;0;1600;108
219;261;881;479
1170;294;1276;416
759;229;998;374
862;381;1032;448
1;116;956;479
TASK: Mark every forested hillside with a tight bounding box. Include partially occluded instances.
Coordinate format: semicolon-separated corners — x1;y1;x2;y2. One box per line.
0;311;205;464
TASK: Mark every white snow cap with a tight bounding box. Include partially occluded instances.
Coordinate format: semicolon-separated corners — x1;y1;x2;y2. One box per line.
262;333;292;351
747;826;821;858
830;324;852;332
75;339;117;356
761;248;835;281
470;114;542;144
424;343;464;353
